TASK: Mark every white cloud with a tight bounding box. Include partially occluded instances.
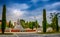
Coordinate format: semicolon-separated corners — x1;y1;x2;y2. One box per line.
23;2;60;26
23;14;43;26
31;0;39;3
6;8;26;21
44;2;60;10
47;10;60;14
6;3;30;21
40;0;50;1
1;2;60;26
46;10;60;24
10;3;29;10
29;5;60;26
31;0;50;3
52;2;60;6
12;9;24;16
20;4;29;9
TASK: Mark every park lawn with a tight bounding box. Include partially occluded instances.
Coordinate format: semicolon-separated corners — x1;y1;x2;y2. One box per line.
0;33;13;35
37;32;60;34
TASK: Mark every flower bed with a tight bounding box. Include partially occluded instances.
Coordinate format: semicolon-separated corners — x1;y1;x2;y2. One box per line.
25;30;36;32
11;29;20;32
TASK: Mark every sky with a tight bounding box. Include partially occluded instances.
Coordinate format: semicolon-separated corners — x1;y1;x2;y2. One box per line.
0;0;60;26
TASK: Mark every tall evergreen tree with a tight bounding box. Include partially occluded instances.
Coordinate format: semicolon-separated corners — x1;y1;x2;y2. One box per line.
1;5;6;34
42;9;47;33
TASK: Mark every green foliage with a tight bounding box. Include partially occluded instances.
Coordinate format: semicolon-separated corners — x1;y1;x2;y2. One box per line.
20;19;40;29
50;13;59;32
1;5;6;34
9;20;14;28
51;16;56;30
35;20;40;29
10;24;14;28
29;22;34;30
25;22;29;28
46;23;51;28
28;21;40;29
20;19;25;28
42;9;47;33
55;14;59;32
9;20;11;28
0;25;1;29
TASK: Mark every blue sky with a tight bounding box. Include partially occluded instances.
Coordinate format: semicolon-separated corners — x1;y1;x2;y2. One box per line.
0;0;60;26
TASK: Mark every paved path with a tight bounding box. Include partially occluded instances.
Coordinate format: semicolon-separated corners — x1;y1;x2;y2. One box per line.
0;32;60;37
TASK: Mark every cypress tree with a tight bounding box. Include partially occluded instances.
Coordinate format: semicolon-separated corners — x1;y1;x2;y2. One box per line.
42;9;47;33
1;5;6;34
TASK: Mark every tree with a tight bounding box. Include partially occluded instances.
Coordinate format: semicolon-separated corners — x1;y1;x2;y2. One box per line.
46;23;51;28
42;9;47;33
20;19;25;28
10;24;14;28
50;13;56;30
25;21;29;28
55;13;60;32
35;20;39;29
29;22;34;30
9;20;11;28
1;5;6;34
9;20;14;28
50;13;60;32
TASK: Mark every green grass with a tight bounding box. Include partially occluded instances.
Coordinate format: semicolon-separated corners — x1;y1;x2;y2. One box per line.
0;33;13;35
37;32;60;34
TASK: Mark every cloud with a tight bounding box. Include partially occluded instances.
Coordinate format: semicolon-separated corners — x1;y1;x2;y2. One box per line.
0;1;60;26
0;5;3;20
46;10;60;22
6;8;26;21
12;9;24;16
24;8;43;26
31;0;39;3
40;0;50;2
43;2;60;24
26;1;60;26
6;1;60;26
8;3;29;10
44;2;60;11
5;3;30;21
31;0;50;3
